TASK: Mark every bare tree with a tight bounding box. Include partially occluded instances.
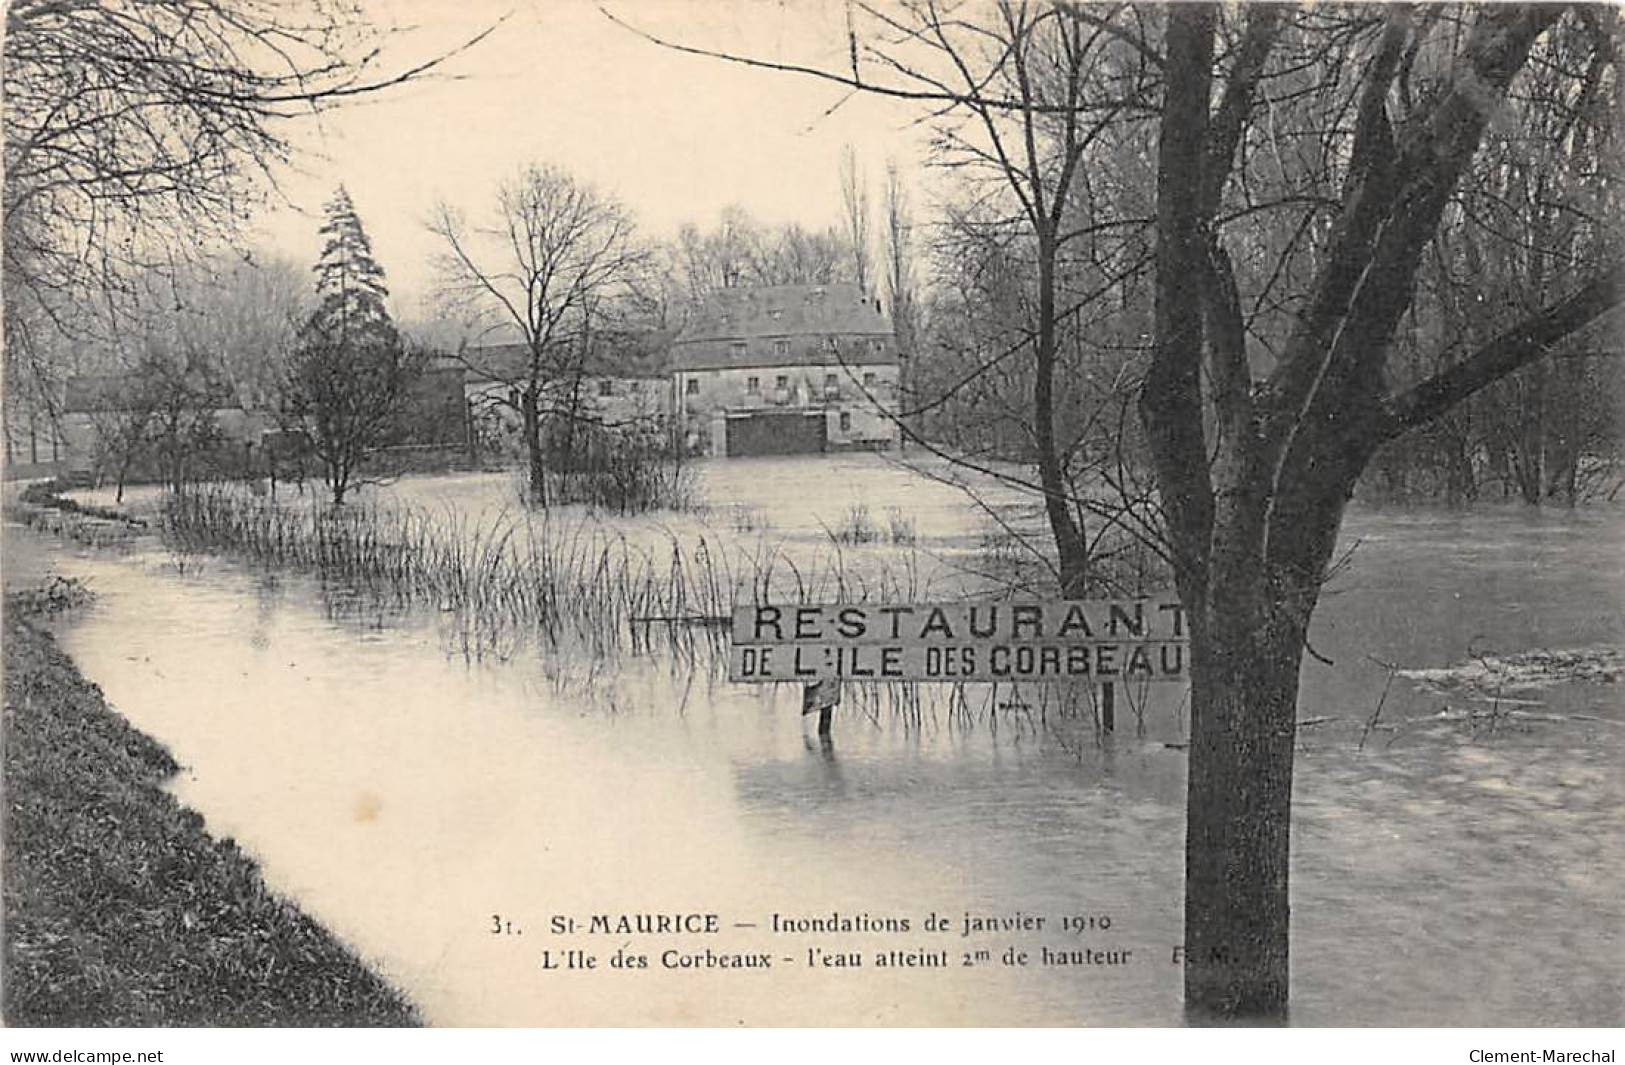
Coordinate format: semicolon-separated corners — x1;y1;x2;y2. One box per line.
673;205;760;300
881;159;924;449
667;204;857;310
881;160;920;360
429;164;645;505
758;223;850;286
1142;4;1620;1015
177;254;309;419
839;145;873;293
614;0;1161;595
2;0;497;445
79;329;228;501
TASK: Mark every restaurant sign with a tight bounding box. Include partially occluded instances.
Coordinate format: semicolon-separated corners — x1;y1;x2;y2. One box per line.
728;599;1189;684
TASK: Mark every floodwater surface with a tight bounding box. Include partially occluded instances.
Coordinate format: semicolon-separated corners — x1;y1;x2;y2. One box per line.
27;456;1625;1025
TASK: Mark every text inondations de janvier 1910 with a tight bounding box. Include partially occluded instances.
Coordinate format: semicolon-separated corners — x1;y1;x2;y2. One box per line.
486;907;1187;975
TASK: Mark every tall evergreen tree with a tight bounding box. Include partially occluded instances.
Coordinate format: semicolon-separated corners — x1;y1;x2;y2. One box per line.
307;187;398;349
289;187;417;504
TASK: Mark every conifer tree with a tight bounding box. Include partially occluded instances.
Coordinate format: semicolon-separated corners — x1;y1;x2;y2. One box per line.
289;187;417;504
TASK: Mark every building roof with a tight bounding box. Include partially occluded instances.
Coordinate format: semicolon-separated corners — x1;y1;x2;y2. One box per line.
670;284;897;372
459;327;673;385
677;284;891;343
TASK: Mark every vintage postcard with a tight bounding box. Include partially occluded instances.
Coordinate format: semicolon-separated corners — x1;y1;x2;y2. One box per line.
2;0;1620;1040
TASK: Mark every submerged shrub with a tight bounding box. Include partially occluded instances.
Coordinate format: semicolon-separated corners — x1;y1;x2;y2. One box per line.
528;425;700;515
885;507;917;545
829;502;877;544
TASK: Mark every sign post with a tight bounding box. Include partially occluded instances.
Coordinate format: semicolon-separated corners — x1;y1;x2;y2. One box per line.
729;597;1189;738
800;677;841;739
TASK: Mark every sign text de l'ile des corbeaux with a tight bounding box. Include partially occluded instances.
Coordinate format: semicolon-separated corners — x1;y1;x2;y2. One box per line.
729;598;1189;684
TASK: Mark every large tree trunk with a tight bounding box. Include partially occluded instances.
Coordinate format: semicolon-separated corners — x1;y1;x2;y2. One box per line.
1183;435;1356;1017
1145;4;1588;1019
1182;610;1304;1017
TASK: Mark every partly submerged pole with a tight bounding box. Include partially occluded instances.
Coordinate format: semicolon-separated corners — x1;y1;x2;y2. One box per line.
802;678;841;740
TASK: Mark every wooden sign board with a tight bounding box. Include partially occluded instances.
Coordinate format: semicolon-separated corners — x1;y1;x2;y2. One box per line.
729;598;1189;684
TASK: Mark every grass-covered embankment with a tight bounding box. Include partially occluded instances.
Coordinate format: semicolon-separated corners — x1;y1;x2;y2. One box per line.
6;478;148;548
2;608;420;1026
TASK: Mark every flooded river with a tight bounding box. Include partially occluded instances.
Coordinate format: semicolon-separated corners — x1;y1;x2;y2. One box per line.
22;456;1625;1025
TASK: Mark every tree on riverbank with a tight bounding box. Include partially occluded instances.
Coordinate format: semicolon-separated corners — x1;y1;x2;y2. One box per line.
612;0;1623;1018
429;164;645;506
288;189;418;506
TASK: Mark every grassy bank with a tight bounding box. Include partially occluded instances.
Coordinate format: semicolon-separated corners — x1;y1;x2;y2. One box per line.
5;478;148;549
2;608;420;1026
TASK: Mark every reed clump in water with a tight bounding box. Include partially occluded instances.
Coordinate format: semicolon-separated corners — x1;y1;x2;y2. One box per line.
161;485;1184;743
160;484;939;658
536;428;702;516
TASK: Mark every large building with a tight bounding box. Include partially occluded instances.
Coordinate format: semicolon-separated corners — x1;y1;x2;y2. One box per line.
669;284;901;457
460;328;674;455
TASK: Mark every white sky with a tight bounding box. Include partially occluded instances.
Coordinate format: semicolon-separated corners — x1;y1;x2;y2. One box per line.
254;0;938;318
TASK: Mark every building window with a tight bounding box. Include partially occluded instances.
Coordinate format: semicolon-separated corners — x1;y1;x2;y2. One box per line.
774;339;790;358
862;372;877;388
746;376;759;393
824;373;840;397
871;339;886;355
839;412;852;432
598;379;614;397
731;341;748;358
775;374;789;391
685;377;699;396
